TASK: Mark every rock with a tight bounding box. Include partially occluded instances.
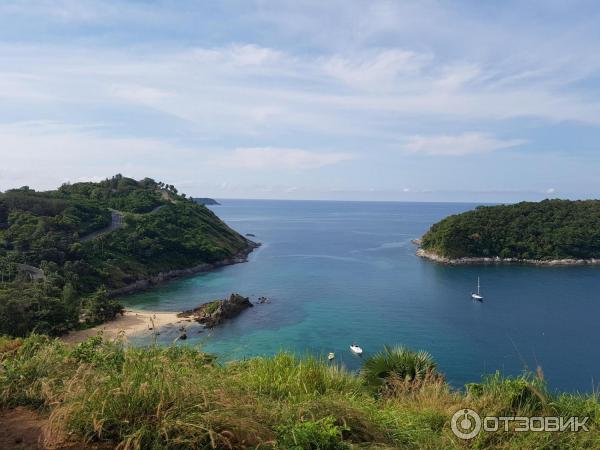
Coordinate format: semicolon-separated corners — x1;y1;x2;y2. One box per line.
178;293;253;328
257;296;270;304
245;233;256;237
416;247;600;266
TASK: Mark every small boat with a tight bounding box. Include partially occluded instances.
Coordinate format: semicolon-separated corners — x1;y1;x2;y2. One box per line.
350;344;363;355
471;277;483;301
327;352;335;361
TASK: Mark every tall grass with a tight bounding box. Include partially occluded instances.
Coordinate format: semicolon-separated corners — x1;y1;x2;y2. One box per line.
1;335;598;449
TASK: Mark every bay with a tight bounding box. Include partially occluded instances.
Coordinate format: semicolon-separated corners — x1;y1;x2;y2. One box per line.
124;200;599;392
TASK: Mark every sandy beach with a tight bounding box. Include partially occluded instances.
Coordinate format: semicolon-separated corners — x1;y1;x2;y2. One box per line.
62;309;187;344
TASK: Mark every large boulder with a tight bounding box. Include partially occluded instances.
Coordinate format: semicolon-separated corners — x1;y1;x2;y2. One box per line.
178;293;253;328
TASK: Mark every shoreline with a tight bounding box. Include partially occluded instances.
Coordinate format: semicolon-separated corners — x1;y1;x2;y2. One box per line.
416;248;600;266
61;309;186;344
109;240;260;297
63;241;260;344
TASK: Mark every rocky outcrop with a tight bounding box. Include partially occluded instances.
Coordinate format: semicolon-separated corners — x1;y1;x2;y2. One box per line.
178;293;253;328
16;264;45;281
109;241;260;297
416;248;600;266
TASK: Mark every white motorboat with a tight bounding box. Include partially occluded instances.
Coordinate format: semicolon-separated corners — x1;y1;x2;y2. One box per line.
471;277;483;301
350;344;363;355
327;352;335;361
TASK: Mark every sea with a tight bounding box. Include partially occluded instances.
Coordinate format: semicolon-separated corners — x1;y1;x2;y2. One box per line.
124;199;600;392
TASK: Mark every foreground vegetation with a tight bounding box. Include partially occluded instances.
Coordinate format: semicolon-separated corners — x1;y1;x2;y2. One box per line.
421;199;600;260
1;336;598;449
0;175;251;337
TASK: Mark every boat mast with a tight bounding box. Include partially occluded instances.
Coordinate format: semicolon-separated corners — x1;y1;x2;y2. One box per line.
477;277;480;295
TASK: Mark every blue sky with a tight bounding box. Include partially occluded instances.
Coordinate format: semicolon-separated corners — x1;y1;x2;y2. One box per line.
2;0;600;201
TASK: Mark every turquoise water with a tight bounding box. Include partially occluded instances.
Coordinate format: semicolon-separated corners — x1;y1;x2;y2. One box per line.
124;200;600;392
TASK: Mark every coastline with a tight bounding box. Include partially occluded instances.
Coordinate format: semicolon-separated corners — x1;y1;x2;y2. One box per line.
61;309;185;344
416;247;600;266
109;240;260;297
63;240;260;344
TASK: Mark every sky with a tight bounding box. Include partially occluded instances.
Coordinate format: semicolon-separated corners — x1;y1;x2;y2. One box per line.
1;1;600;202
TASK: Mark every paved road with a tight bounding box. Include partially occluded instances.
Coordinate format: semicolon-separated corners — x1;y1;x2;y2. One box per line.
79;204;168;242
80;211;124;242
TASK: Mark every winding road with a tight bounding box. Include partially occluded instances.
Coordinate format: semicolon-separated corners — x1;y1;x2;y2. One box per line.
80;204;167;242
80;211;124;242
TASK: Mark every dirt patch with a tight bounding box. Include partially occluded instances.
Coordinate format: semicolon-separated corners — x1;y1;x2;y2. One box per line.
0;407;47;450
0;408;109;450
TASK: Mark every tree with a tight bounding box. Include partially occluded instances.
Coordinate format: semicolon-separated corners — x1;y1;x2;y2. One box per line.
83;287;123;324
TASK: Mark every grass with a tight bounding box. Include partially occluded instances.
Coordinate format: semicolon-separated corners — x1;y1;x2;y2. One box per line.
201;300;222;316
1;335;598;449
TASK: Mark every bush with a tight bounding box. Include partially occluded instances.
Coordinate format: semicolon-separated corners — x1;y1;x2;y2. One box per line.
466;371;548;416
81;287;123;325
361;345;438;390
276;416;349;450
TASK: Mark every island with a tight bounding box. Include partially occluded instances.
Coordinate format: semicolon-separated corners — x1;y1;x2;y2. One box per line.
194;197;221;205
418;199;600;265
0;175;256;337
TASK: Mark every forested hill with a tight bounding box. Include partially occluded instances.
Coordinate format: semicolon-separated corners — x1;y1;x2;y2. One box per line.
194;198;220;205
420;199;600;260
0;175;252;336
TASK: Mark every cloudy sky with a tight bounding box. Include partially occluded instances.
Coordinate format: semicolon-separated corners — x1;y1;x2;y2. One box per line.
1;0;600;201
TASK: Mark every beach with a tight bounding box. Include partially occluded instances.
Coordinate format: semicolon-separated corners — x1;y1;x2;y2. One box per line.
62;309;184;344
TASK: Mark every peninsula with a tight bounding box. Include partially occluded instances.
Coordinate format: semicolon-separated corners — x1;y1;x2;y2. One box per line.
418;199;600;265
0;175;256;337
194;197;221;205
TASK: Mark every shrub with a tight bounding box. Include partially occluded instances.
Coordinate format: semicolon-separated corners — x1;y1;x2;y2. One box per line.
361;345;438;390
276;416;349;450
467;371;548;416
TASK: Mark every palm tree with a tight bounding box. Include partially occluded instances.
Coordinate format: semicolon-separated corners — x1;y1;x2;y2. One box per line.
360;345;437;389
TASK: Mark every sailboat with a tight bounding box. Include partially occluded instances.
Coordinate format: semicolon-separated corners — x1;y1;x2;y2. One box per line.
471;277;483;301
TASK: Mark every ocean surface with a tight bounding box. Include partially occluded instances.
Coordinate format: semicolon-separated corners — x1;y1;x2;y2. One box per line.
124;200;600;392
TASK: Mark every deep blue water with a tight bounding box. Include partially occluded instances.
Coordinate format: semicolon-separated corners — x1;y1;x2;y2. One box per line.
124;200;600;392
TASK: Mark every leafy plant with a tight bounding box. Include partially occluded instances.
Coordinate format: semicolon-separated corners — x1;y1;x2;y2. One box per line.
361;345;437;389
277;417;349;450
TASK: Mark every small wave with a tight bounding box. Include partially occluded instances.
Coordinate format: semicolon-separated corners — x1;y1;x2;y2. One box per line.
274;254;365;263
364;241;410;252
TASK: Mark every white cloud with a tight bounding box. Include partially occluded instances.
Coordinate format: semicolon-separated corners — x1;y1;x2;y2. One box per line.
1;2;600;199
403;133;526;156
0;120;201;190
322;49;431;90
2;39;600;151
109;84;171;105
212;147;355;170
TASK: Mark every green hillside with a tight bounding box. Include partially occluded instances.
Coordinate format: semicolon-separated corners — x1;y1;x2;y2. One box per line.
0;175;252;336
421;199;600;260
0;336;598;449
